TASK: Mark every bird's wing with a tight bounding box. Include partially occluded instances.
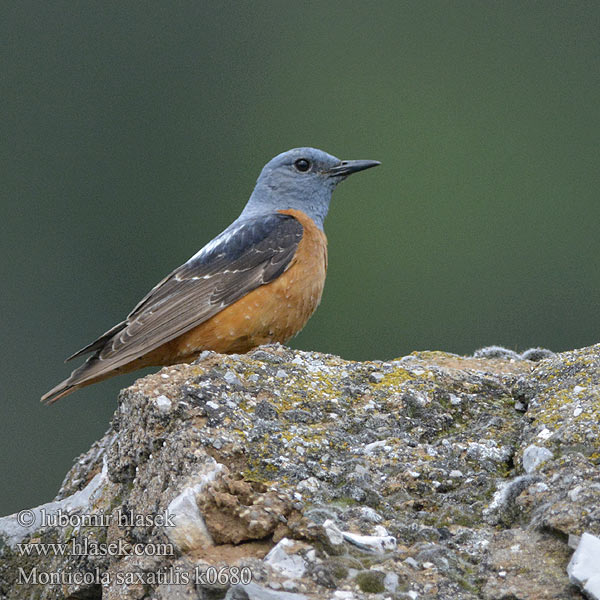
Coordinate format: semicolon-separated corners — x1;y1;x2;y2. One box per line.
69;213;303;371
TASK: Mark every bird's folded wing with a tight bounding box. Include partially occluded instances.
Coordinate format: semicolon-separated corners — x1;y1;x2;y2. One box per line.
70;213;303;372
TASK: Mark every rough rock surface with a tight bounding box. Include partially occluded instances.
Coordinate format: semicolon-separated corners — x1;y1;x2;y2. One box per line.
1;343;599;600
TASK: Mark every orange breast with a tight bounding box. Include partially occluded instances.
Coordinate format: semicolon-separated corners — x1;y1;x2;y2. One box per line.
155;209;328;360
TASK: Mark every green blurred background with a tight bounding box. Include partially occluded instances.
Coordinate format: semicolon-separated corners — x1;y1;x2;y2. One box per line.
2;1;599;516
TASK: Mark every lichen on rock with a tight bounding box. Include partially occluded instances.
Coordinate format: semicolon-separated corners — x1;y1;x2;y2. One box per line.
1;343;599;599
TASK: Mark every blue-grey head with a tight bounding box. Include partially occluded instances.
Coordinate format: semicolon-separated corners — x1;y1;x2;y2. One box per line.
239;147;380;230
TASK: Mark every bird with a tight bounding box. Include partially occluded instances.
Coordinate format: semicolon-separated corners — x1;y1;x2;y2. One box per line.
42;147;380;404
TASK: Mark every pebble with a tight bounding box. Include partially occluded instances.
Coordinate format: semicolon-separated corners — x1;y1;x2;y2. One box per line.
342;531;397;553
522;445;553;473
155;395;172;412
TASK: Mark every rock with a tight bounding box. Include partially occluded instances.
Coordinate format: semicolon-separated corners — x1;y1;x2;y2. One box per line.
1;343;599;599
0;457;108;546
522;444;553;473
520;347;556;361
341;531;397;554
473;345;555;362
226;582;308;599
473;345;522;360
264;538;308;579
383;571;399;592
165;457;225;551
567;532;600;599
322;519;344;548
350;506;383;524
332;592;355;600
155;394;172;412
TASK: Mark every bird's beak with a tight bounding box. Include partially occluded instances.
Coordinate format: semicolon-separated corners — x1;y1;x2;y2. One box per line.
326;159;381;177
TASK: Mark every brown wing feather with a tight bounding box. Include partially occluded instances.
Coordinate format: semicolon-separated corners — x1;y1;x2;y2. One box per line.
98;215;301;365
42;214;303;403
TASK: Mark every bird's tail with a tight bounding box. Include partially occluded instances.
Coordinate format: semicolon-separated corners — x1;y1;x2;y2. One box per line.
41;379;78;404
41;355;109;405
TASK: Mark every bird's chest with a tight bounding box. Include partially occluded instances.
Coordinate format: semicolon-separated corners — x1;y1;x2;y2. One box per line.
172;210;328;355
266;213;328;333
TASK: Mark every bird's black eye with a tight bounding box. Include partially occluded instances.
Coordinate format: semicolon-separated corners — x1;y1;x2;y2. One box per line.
294;158;311;172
